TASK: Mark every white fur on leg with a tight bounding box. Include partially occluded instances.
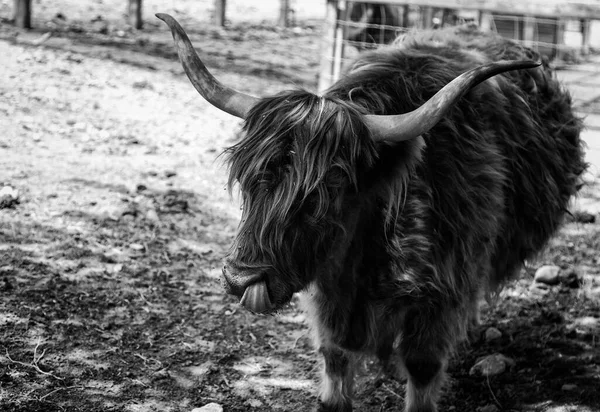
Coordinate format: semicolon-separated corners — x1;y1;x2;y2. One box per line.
404;371;445;412
320;365;354;408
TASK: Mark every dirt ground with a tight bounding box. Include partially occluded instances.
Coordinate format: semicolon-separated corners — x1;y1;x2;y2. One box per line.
1;1;599;411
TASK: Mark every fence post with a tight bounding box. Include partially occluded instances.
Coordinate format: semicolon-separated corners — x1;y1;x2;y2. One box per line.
279;0;290;27
523;16;536;49
128;0;143;29
581;18;591;55
332;0;349;85
318;0;339;92
13;0;32;29
555;18;565;60
421;6;433;29
214;0;226;26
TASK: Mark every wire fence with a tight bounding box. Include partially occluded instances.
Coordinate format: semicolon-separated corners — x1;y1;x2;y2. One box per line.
318;1;600;90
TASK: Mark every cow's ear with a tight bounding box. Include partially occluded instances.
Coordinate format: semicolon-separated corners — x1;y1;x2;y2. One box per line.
365;137;426;193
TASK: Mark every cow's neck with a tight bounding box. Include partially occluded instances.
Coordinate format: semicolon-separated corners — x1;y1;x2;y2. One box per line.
313;194;391;350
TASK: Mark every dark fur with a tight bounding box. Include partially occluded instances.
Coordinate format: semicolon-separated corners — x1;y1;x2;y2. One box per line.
224;25;585;411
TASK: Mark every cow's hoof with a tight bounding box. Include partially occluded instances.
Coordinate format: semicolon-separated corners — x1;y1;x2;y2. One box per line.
315;400;352;412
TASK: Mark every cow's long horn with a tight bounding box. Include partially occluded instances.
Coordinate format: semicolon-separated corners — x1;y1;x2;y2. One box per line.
156;13;259;118
365;60;541;142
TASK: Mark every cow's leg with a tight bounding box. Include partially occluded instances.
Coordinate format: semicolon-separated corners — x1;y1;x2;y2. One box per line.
402;352;446;412
376;335;404;381
400;309;455;412
316;345;355;412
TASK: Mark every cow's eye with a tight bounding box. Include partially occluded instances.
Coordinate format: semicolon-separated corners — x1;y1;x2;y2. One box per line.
255;171;276;191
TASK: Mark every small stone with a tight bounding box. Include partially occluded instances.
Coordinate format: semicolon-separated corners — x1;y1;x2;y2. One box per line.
192;403;223;412
485;327;502;342
0;186;18;198
469;354;513;377
534;265;561;285
477;405;499;412
164;170;177;178
146;209;160;223
0;185;19;209
529;282;550;296
132;79;154;90
129;243;145;251
121;214;135;223
136;183;148;192
572;211;595;224
247;399;263;408
73;122;87;131
561;383;578;391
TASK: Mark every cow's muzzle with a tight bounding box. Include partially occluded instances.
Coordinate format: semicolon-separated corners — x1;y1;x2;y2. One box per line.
221;263;275;314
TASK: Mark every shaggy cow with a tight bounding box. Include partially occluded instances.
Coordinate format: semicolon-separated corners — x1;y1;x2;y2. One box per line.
157;14;585;412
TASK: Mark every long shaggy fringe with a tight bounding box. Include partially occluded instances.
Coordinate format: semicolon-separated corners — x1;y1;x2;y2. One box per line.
225;91;377;276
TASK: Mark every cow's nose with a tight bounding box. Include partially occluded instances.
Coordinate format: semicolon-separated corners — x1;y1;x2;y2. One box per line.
221;264;274;313
221;263;263;298
221;264;240;297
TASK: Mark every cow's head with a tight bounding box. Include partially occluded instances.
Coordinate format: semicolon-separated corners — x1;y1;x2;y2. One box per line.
157;14;539;314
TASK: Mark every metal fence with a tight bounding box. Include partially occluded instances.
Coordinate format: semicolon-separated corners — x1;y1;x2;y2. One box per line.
318;0;600;91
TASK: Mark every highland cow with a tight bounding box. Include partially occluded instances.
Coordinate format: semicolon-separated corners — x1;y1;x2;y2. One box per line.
157;14;585;412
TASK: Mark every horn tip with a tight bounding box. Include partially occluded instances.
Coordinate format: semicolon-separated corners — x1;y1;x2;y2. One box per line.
521;60;542;69
155;13;170;22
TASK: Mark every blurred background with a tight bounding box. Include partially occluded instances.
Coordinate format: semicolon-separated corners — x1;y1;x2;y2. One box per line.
3;0;600;90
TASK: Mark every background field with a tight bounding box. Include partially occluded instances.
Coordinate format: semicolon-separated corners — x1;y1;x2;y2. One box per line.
1;1;599;411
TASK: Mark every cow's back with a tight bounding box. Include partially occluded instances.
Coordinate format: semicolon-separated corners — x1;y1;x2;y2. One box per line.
326;25;585;301
405;26;586;287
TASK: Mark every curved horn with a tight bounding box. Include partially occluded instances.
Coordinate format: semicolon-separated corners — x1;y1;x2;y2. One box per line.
365;60;541;142
156;13;259;118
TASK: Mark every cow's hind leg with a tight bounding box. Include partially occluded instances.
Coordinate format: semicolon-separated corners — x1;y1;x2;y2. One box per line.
316;345;355;412
400;309;457;412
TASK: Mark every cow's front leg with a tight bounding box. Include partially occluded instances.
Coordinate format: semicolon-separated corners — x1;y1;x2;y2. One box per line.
402;351;446;412
316;346;355;412
400;309;455;412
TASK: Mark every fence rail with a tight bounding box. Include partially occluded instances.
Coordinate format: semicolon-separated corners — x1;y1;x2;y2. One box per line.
318;0;600;91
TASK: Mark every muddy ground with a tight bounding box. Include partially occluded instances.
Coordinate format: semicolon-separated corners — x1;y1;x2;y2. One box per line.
1;1;599;411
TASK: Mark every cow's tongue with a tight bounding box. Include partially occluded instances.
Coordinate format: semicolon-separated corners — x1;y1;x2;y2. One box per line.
240;281;273;314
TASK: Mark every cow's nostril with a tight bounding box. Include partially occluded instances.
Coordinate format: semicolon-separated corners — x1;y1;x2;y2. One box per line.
221;265;265;299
